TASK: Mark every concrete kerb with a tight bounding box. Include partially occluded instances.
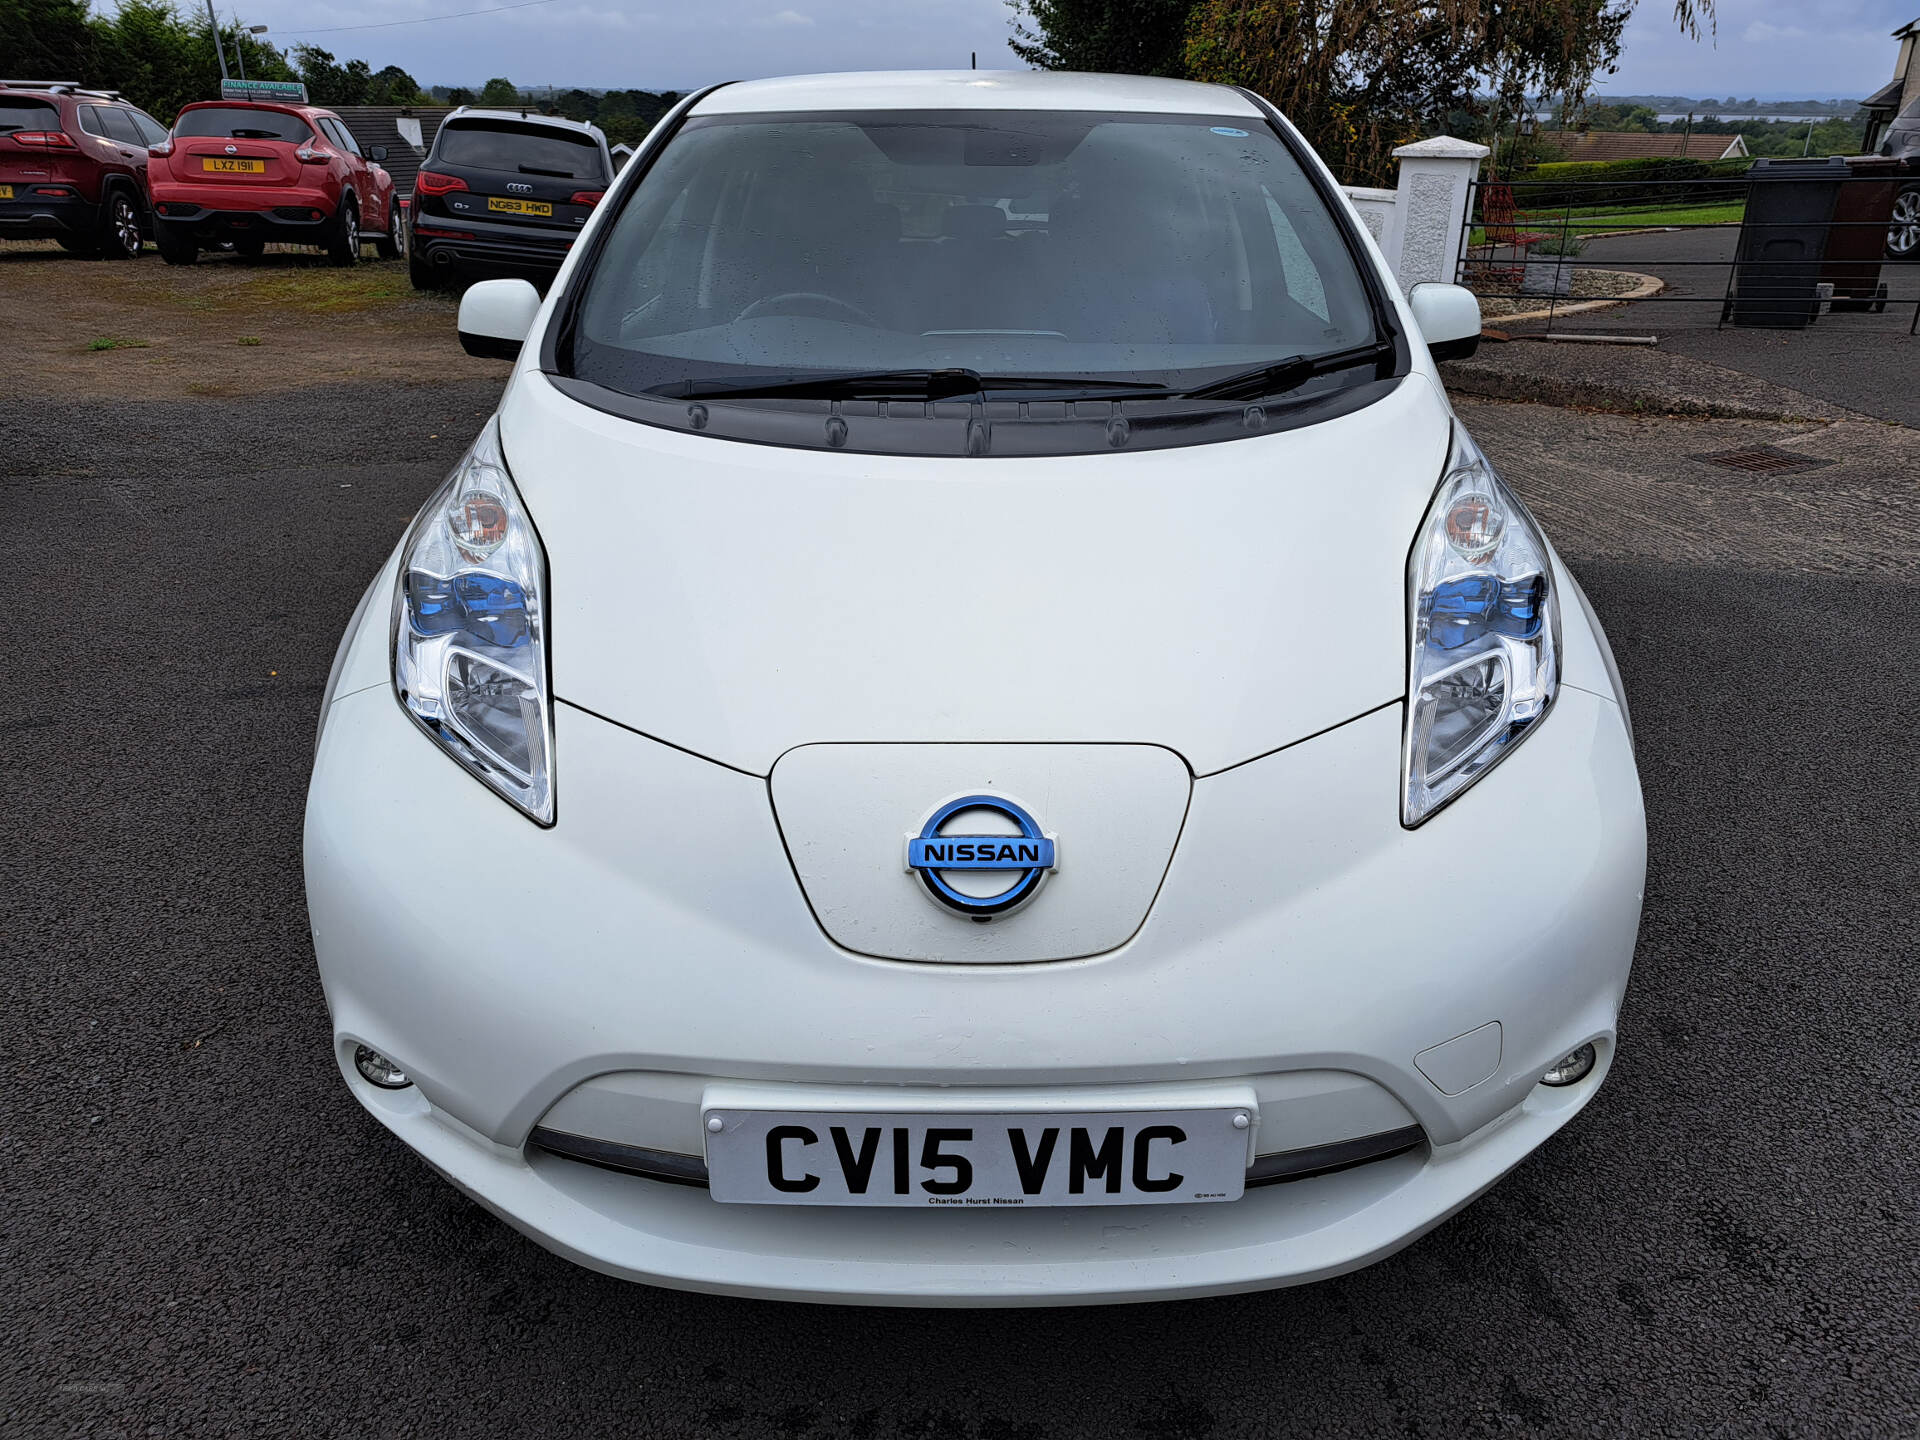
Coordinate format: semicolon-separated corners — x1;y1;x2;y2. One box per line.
1484;270;1665;328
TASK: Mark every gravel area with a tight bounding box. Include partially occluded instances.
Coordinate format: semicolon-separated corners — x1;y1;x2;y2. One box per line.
1474;267;1651;319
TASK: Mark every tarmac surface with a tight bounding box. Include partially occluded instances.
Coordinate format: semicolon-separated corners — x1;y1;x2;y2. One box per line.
5;379;1916;1438
1507;226;1920;425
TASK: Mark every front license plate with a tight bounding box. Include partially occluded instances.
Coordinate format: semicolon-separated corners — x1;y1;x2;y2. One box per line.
201;157;264;174
706;1108;1248;1207
487;196;552;217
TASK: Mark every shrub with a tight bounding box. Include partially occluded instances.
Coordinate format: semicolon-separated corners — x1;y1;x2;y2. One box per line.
1510;156;1753;211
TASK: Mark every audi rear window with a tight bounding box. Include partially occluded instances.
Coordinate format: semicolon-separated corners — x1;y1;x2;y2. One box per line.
436;121;604;180
175;107;312;142
0;100;59;133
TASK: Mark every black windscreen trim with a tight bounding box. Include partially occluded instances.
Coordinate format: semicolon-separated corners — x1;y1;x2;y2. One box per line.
546;371;1405;458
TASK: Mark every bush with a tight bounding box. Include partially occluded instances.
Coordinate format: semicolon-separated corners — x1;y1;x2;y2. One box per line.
1509;156;1753;212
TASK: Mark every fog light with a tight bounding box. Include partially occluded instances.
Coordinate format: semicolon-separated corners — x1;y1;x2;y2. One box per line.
1541;1043;1597;1087
353;1044;411;1089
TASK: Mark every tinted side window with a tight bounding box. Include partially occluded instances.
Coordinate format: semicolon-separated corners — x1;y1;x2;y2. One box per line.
101;107;145;145
78;105;110;138
324;117;362;156
130;110;169;146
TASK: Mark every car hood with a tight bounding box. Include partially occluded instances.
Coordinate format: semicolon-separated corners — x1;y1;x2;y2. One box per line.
498;370;1453;777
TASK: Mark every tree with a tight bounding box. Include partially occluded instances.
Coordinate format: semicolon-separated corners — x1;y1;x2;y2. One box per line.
293;46;372;106
365;64;425;105
1012;0;1712;185
479;76;520;106
0;0;96;81
1007;0;1193;76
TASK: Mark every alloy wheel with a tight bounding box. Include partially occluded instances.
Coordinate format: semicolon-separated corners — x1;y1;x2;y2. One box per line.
113;196;140;257
1889;189;1920;256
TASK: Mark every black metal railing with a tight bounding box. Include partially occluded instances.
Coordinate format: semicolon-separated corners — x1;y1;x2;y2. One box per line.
1454;169;1920;335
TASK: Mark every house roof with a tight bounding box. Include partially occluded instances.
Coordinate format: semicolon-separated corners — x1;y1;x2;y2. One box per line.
1541;129;1748;163
329;105;455;196
1863;77;1905;113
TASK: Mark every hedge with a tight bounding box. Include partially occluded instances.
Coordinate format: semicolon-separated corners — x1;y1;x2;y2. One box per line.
1505;156;1754;212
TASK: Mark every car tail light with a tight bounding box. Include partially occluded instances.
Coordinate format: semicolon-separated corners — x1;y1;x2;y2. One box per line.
12;131;79;151
295;145;335;164
568;189;604;207
149;140;174;158
415;170;468;196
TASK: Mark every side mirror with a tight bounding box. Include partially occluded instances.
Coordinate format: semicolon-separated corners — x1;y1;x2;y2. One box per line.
368;144;389;163
458;278;541;361
1407;282;1482;363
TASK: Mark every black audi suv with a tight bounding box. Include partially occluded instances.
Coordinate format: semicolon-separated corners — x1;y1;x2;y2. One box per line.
407;108;611;289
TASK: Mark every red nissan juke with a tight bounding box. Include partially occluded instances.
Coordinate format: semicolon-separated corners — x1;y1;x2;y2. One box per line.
147;100;401;265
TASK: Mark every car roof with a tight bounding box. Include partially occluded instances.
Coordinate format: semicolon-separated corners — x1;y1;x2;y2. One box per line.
176;99;324;117
691;70;1263;118
444;107;605;138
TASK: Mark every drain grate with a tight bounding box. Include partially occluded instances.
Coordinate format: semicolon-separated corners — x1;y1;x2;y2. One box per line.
1693;445;1832;476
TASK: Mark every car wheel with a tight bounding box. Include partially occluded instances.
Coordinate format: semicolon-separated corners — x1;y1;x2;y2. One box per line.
1888;185;1920;257
155;220;198;266
99;191;143;260
234;235;267;260
408;246;441;290
375;199;404;260
327;198;360;266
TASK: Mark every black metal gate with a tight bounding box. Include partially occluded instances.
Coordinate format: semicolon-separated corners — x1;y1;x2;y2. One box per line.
1455;163;1920;336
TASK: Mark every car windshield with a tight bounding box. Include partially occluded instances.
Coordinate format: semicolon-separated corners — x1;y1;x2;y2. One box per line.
175;107;311;142
566;109;1380;400
437;121;604;179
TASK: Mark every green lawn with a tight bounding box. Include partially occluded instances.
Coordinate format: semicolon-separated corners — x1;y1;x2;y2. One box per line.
1470;199;1746;249
1515;200;1747;231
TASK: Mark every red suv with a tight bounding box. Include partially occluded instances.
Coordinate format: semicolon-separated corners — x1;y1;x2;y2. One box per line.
147;100;401;265
0;81;168;259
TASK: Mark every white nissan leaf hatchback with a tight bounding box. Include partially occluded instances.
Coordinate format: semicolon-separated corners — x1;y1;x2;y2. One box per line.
306;71;1645;1306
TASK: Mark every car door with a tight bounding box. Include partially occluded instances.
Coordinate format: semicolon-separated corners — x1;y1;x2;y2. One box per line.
75;104;133;197
319;116;379;229
98;106;151;195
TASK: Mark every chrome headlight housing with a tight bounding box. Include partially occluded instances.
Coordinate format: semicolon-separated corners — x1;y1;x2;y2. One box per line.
392;420;554;824
1403;423;1560;825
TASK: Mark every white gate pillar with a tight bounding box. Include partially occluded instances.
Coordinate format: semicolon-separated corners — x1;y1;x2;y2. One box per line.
1384;136;1490;291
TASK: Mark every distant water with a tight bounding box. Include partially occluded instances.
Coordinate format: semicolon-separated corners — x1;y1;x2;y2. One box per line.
1528;111;1843;124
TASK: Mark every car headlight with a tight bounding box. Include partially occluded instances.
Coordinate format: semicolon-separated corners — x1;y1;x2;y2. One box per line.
392;420;554;824
1402;423;1560;826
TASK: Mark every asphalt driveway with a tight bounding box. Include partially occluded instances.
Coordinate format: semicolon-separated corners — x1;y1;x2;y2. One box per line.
4;380;1916;1438
1513;226;1920;426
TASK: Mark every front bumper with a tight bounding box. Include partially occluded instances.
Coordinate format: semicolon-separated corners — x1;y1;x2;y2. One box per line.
306;644;1645;1304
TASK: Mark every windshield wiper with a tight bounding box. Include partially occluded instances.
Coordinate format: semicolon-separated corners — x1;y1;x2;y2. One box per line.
518;164;573;178
1169;339;1397;402
663;368;1170;403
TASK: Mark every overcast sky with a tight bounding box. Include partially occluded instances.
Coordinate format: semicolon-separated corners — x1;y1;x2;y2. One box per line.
224;0;1917;100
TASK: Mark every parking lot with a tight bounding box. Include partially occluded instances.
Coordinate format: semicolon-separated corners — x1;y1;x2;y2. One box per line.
5;243;1917;1438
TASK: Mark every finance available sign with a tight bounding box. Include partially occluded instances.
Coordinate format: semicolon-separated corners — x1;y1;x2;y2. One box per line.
219;79;307;103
